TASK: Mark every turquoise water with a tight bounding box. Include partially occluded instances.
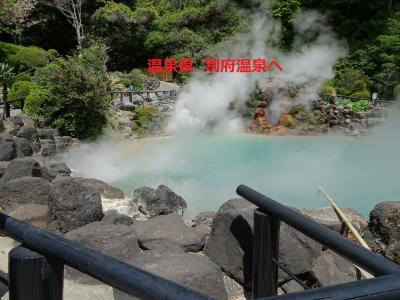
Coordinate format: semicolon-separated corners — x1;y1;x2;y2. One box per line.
108;121;400;217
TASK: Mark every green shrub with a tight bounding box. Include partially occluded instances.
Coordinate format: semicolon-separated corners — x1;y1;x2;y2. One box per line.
131;106;162;135
351;90;371;99
117;69;144;90
353;79;367;91
14;73;32;82
8;81;38;102
24;44;110;139
288;103;306;115
7;47;50;69
338;99;352;107
352;100;370;112
321;85;336;96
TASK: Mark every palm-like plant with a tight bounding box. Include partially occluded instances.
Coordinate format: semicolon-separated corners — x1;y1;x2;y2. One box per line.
0;63;16;118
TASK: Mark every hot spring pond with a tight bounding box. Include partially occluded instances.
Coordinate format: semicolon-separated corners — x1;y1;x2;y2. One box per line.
64;122;400;218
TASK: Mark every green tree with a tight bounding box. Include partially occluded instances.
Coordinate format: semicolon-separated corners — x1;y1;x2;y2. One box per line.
25;44;110;138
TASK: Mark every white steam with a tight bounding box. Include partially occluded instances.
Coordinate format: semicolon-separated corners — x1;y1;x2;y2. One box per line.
167;9;347;132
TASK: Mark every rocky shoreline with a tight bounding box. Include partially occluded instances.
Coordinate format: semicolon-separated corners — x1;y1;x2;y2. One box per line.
0;115;399;299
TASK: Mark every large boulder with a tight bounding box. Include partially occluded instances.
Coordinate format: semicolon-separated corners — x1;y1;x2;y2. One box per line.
14;137;33;157
0;158;42;182
16;126;38;142
81;178;125;199
54;136;74;153
132;214;202;252
40;139;57;157
0;161;10;177
37;128;58;140
0;177;52;209
310;250;358;287
191;211;215;246
0;135;17;161
364;201;400;263
204;199;322;288
204;199;256;288
64;220;140;284
46;162;72;178
5;204;48;229
301;207;367;239
133;185;187;218
47;177;103;234
113;252;228;300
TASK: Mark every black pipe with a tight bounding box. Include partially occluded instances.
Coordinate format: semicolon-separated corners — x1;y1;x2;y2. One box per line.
0;213;212;300
263;274;400;300
236;185;400;276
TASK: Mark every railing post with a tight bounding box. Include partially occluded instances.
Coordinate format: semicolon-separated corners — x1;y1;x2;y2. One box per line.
252;209;280;299
9;245;64;300
5;101;10;118
129;92;133;103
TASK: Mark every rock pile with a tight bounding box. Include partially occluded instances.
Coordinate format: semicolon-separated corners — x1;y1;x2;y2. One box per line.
143;76;161;91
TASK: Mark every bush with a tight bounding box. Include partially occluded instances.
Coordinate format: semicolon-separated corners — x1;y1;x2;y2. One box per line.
351;90;371;99
14;73;32;82
24;44;110;139
288;103;306;115
117;69;144;90
131;106;163;135
7;47;51;70
8;81;38;101
321;85;336;96
352;100;370;112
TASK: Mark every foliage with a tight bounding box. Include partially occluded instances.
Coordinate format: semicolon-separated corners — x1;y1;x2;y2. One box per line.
24;44;110;139
131;105;164;135
338;99;370;112
114;69;144;90
351;90;371;99
8;80;37;100
288;103;306;115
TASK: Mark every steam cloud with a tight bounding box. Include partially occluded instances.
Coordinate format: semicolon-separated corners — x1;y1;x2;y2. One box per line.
167;8;347;133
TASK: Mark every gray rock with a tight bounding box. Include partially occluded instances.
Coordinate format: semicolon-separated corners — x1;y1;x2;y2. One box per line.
192;211;215;246
101;212;133;226
281;280;304;294
81;178;125;199
367;118;382;127
133;185;187;218
5;204;48;229
364;201;400;263
40;139;57;157
117;102;135;111
54;136;74;153
0;161;10;177
47;177;103;234
205;199;322;288
14;137;33;157
16;126;38;141
301;207;367;235
1;158;42;182
0;177;52;209
132;214;202;252
31;142;41;153
0;135;17;161
141;239;185;256
64;220;140;284
37;128;58;140
204;198;256;288
113;252;227;300
46;162;72;178
1;118;19;135
311;250;358;287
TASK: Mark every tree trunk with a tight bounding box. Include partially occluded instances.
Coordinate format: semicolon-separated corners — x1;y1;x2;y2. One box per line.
2;84;8;119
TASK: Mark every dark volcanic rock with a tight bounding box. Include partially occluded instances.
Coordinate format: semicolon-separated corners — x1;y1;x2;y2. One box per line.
47;177;103;234
0;161;10;177
81;178;125;199
132;213;202;252
16;126;38;142
14;137;33;157
101;212;133;226
133;185;187;218
192;211;215;246
364;201;400;263
54;136;74;153
113;252;228;300
141;239;185;256
204;198;256;288
311;250;358;287
64;220;140;284
37;128;58;140
1;158;43;182
46;162;72;178
0;177;52;209
40;139;57;157
0;135;17;161
204;199;322;288
5;204;48;229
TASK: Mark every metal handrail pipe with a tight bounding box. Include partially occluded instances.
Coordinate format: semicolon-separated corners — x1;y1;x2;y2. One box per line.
236;185;400;276
262;274;400;300
0;213;212;300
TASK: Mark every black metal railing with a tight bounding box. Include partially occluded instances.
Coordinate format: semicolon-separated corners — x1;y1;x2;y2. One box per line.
1;186;400;299
1;97;25;118
236;184;400;299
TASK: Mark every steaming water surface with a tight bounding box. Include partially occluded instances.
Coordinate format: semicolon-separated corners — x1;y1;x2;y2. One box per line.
64;116;400;218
